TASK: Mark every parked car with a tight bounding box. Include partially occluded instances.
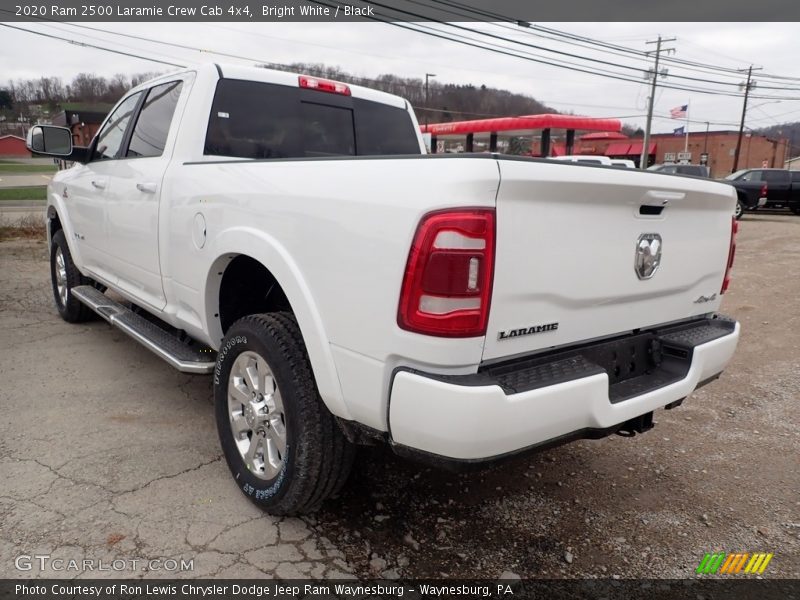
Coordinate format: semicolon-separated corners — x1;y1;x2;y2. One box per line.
648;163;710;178
28;63;741;515
609;159;636;169
550;155;613;166
723;168;800;219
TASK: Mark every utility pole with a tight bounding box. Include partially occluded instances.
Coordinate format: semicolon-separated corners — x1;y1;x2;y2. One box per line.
732;65;761;172
424;73;436;129
640;36;675;170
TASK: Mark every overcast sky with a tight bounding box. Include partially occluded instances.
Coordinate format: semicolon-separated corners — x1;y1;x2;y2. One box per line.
2;21;800;135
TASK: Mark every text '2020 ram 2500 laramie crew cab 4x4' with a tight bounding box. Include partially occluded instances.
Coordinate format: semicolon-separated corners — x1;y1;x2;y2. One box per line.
29;64;741;515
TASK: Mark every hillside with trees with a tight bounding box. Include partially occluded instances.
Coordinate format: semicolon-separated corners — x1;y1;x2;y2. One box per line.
0;64;557;133
4;64;796;157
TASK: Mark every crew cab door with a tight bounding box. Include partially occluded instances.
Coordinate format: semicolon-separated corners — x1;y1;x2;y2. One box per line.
761;169;791;204
65;91;143;283
103;79;187;310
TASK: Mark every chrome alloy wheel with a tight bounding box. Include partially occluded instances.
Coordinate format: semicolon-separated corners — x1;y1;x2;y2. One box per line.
735;201;743;219
54;247;68;306
227;351;287;480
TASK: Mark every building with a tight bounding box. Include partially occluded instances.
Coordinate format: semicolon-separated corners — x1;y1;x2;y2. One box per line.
786;156;800;171
649;131;788;177
0;134;29;157
52;103;113;147
551;130;788;177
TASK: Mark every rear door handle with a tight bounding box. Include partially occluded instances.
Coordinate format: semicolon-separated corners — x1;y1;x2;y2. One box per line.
91;179;106;189
136;182;157;194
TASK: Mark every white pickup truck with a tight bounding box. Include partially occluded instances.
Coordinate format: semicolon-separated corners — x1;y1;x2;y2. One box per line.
30;63;740;515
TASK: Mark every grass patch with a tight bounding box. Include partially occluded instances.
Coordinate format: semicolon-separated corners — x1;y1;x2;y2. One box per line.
0;213;46;242
0;187;47;201
0;164;56;173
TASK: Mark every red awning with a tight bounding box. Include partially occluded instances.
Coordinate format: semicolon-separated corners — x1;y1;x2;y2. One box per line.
580;131;629;141
627;142;657;156
420;114;622;136
605;142;632;156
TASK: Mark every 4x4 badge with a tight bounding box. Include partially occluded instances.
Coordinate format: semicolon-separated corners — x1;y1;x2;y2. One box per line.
635;233;662;280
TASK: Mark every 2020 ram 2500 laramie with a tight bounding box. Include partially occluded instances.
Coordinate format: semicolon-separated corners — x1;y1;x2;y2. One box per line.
29;64;741;515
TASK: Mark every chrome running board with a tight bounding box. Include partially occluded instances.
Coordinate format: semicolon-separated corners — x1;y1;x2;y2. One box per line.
72;285;216;374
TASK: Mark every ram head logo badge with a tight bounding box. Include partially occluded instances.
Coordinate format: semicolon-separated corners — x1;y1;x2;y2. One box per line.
635;233;662;280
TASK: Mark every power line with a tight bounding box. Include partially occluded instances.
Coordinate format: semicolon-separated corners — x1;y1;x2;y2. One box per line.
0;22;186;68
426;0;800;88
312;1;800;100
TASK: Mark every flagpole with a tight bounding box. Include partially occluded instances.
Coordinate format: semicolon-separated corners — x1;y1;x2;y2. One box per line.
684;100;690;154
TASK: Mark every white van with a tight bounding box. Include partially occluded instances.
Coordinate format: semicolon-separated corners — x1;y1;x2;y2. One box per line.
610;159;636;169
550;155;613;166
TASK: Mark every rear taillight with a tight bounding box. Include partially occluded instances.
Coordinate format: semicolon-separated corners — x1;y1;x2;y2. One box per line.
398;209;495;337
298;75;351;96
760;182;768;197
721;216;738;294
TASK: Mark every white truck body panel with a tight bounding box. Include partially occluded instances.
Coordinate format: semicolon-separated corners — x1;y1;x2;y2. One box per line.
44;63;740;460
484;159;735;361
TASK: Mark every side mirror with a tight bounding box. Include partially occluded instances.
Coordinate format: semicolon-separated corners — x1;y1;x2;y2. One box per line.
27;125;73;157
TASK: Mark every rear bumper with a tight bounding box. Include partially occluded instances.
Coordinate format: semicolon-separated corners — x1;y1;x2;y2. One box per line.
388;315;739;461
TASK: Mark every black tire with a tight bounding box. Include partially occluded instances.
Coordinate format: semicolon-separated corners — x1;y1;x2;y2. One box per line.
734;200;744;220
214;312;355;515
790;205;800;216
50;229;94;323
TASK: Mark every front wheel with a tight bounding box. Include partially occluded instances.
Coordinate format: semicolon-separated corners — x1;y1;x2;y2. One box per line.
214;312;355;515
50;229;94;322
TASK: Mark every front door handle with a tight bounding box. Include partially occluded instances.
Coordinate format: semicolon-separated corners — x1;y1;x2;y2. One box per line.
91;180;106;189
136;182;157;194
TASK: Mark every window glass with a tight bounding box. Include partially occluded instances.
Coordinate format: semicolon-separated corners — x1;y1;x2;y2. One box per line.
741;170;760;181
127;81;183;158
301;102;354;156
353;98;421;155
204;79;421;159
762;170;789;183
205;79;300;159
93;92;142;160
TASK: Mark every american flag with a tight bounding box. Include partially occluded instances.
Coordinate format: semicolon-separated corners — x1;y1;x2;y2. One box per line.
670;104;688;119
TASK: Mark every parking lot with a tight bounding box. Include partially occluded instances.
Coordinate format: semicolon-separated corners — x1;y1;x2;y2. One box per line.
0;213;798;580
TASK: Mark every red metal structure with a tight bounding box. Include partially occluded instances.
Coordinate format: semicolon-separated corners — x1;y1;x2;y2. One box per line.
420;114;623;156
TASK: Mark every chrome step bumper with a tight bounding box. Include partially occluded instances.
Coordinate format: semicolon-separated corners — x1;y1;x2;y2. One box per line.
72;285;216;374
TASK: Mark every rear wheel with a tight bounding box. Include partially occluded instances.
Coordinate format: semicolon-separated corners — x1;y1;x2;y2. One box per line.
50;229;94;322
214;312;355;515
734;200;744;220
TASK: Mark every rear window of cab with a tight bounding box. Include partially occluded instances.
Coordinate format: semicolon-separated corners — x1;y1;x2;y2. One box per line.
204;79;421;159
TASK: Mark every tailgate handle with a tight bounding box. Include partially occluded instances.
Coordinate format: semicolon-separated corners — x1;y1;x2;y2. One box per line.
641;190;685;206
639;190;685;216
640;205;664;216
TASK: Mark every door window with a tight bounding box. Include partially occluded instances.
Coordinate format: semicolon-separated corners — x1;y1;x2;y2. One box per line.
761;170;790;183
93;92;143;161
740;170;761;182
127;81;184;158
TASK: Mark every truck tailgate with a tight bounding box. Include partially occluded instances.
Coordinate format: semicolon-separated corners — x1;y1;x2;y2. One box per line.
483;159;736;362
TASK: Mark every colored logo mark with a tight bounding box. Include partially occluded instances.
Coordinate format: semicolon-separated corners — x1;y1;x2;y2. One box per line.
696;552;774;575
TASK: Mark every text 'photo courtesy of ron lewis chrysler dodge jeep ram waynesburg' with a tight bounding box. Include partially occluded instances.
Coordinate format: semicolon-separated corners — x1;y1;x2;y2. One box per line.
28;63;740;515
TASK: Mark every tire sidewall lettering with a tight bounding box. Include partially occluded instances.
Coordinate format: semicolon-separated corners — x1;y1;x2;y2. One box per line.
213;335;247;385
